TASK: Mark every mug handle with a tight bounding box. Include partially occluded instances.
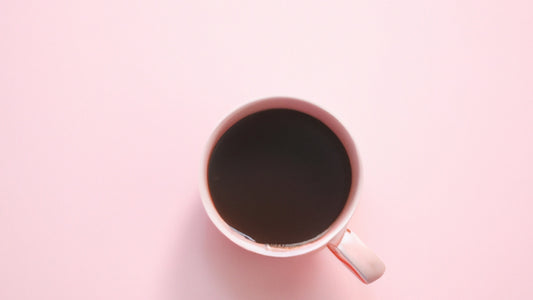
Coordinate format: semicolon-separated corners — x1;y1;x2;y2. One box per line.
327;229;386;284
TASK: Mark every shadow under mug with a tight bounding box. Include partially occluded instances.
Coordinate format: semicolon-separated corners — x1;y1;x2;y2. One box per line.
199;97;385;284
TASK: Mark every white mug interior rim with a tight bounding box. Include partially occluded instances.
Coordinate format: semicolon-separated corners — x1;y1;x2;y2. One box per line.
199;97;360;257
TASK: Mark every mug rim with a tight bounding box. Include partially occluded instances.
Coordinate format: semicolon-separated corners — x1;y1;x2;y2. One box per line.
199;96;361;257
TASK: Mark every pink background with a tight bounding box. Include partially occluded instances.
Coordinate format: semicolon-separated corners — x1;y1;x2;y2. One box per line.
1;0;532;299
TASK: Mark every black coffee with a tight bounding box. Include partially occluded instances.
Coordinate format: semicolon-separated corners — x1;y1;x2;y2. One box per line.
207;109;352;245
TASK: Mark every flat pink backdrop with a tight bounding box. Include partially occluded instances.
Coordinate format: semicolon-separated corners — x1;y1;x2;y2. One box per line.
1;1;532;299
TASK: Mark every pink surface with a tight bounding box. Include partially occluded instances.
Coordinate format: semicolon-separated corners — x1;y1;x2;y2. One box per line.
1;0;532;299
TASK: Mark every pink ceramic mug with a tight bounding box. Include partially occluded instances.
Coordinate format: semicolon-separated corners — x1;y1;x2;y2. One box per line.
199;97;385;284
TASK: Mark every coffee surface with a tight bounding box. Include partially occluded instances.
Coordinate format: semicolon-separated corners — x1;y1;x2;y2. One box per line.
208;109;351;245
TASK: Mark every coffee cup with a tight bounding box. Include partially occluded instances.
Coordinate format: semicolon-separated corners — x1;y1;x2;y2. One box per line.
199;97;385;284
